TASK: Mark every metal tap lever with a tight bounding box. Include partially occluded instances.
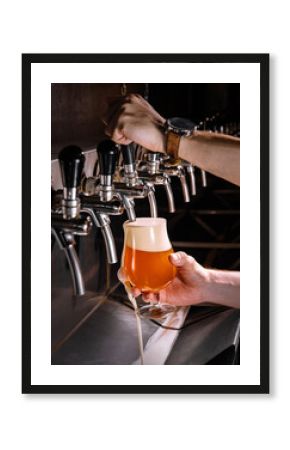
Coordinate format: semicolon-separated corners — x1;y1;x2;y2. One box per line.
121;143;135;166
51;212;92;235
121;144;138;187
80;196;124;215
59;145;85;219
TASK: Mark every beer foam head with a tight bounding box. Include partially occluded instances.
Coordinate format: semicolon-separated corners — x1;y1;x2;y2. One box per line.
123;218;172;252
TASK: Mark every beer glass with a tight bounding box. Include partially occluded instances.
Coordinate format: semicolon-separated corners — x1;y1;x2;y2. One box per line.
121;217;177;319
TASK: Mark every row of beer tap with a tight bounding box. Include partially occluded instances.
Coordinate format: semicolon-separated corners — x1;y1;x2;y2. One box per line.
51;139;208;297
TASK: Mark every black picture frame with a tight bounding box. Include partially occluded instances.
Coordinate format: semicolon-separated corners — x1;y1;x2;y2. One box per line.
22;53;269;394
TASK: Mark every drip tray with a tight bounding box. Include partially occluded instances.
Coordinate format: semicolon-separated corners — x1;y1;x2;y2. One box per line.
51;299;239;365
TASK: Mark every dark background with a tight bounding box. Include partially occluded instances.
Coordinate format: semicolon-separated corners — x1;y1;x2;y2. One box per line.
51;83;240;157
149;83;239;122
51;83;145;157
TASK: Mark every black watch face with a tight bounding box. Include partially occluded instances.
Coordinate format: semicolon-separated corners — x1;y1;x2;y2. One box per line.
169;117;195;132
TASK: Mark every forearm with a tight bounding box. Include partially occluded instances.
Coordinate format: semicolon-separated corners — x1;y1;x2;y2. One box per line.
203;269;240;309
178;131;240;186
105;95;240;186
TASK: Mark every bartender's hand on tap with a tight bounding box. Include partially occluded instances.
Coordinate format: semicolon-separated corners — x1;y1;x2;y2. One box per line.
104;94;166;152
118;251;240;309
104;94;240;186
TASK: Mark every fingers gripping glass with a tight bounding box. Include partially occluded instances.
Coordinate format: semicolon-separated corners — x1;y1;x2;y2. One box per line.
121;218;177;319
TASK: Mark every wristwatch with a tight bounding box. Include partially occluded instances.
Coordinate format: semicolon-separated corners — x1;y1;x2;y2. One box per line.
165;117;196;160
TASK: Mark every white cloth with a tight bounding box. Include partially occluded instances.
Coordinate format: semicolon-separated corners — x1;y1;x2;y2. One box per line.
132;306;190;365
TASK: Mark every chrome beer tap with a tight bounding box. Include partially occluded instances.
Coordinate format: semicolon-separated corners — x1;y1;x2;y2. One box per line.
88;140;157;221
59;145;85;220
52;146;92;296
51;214;92;296
80;196;124;265
82;141;158;223
136;152;176;213
165;163;191;203
79;141;126;264
81;141;136;223
144;152;190;203
82;140;137;221
146;149;197;199
118;144;158;218
121;143;138;187
96;140;136;222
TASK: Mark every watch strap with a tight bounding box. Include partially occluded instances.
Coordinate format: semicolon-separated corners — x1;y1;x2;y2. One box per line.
166;130;181;160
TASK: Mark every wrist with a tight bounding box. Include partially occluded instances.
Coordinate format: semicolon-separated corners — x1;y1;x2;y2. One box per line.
202;269;240;308
159;127;167;153
198;268;214;302
163;117;196;160
204;269;226;300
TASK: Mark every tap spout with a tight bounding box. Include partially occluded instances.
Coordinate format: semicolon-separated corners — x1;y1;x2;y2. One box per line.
116;193;136;222
162;175;176;213
52;228;85;296
177;166;190;203
201;169;207;187
147;187;158;218
82;208;118;264
186;165;197;196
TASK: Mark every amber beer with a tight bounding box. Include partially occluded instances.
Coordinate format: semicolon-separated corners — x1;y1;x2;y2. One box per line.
122;218;176;292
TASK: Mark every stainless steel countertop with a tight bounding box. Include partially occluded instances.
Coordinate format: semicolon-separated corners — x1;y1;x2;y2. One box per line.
52;298;240;365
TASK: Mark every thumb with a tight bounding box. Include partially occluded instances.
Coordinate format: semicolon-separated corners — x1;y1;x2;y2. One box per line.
117;268;126;283
169;251;191;268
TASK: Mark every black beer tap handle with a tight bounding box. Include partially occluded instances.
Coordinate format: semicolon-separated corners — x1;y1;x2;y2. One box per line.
121;144;135;166
97;140;119;176
59;145;85;190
